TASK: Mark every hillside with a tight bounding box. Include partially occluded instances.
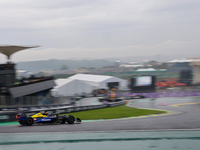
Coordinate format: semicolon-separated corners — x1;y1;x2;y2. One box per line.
15;59;114;72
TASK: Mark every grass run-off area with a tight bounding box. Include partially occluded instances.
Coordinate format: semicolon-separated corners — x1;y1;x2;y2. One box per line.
62;105;166;120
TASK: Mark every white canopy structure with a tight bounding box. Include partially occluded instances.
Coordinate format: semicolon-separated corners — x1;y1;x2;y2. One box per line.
0;45;39;60
69;74;128;90
168;58;200;63
51;78;93;97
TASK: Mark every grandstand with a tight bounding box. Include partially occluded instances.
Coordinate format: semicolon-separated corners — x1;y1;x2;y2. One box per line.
0;45;55;106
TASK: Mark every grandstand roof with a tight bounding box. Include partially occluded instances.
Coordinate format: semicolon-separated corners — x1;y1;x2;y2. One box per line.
0;45;39;60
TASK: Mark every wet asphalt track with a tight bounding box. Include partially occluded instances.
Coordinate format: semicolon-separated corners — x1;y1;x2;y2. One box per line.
0;97;200;133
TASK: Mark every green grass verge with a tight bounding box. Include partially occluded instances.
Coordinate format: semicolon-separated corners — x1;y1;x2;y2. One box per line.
0;121;18;126
62;105;166;120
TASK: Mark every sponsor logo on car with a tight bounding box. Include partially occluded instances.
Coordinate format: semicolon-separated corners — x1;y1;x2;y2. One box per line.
41;119;51;121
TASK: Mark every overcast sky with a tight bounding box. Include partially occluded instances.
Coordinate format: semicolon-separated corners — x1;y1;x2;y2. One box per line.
0;0;199;62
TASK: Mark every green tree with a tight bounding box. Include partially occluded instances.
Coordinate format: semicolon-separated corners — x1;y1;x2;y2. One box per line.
148;60;158;64
60;65;69;70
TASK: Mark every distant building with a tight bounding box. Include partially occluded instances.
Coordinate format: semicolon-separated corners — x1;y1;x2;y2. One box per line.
136;68;156;71
168;58;200;84
16;70;33;79
167;58;193;73
119;64;144;68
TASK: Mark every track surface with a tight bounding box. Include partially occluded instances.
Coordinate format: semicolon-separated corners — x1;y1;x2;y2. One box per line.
0;97;200;133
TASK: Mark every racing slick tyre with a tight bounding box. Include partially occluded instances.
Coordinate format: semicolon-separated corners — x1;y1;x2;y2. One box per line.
66;115;75;124
25;117;34;126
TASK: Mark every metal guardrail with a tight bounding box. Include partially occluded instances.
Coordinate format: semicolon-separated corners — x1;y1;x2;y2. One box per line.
0;95;76;107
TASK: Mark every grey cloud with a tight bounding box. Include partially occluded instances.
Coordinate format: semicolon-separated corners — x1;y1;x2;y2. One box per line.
0;0;199;61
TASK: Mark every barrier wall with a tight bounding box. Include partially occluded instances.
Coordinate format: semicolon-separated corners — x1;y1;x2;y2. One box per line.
0;101;125;123
0;103;72;112
128;91;200;98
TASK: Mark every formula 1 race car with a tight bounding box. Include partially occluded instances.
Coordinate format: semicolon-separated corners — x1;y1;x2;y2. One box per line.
16;112;81;126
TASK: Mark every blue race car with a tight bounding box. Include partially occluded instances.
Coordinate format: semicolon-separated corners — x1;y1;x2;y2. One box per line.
16;112;81;126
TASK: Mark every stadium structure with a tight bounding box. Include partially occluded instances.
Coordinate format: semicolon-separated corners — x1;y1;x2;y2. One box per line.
0;45;55;106
168;58;200;85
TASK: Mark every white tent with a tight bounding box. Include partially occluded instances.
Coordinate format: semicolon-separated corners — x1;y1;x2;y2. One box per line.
51;78;93;97
69;74;128;90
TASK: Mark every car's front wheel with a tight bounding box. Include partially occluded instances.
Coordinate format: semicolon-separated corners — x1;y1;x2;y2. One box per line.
66;115;75;124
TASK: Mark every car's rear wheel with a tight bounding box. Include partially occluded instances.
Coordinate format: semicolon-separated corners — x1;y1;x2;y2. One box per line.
25;117;33;126
66;115;75;124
